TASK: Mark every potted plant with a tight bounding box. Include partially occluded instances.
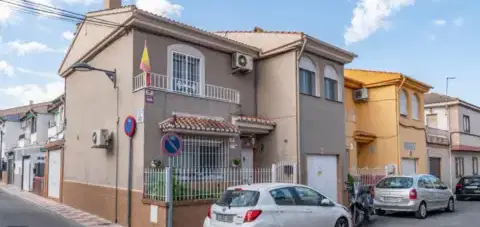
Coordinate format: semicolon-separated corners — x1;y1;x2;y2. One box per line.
231;159;241;168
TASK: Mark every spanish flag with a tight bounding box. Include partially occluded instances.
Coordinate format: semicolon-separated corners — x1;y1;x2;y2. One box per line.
140;40;151;86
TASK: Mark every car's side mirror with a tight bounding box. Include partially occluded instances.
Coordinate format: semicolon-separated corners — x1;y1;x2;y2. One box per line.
320;198;331;206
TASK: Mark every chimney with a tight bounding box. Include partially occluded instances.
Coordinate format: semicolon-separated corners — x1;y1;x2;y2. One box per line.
105;0;121;9
29;100;33;105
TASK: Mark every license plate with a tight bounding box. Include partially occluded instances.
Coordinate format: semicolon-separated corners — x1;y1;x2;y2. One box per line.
383;197;401;202
216;213;234;223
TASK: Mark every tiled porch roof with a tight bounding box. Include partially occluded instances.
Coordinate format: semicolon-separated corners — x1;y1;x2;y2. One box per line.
235;116;276;126
158;115;239;133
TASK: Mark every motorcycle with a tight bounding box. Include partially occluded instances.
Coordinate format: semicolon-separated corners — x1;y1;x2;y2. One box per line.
347;181;375;227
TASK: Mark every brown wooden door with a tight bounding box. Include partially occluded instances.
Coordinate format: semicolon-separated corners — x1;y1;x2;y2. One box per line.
429;157;442;179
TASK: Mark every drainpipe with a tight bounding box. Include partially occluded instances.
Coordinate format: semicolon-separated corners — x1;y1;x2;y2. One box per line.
396;75;406;174
114;84;120;223
295;34;307;184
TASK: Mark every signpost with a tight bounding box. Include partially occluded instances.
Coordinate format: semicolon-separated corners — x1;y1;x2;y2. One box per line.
161;133;183;156
123;116;136;227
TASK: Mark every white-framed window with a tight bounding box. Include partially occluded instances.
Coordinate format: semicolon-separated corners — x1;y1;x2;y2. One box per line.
455;157;464;178
426;114;438;128
473;157;478;175
399;89;408;116
167;44;205;96
299;56;317;96
411;93;419;120
168;135;229;169
324;65;342;101
463;115;471;133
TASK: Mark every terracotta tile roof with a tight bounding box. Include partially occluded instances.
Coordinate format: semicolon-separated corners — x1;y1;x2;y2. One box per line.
159;115;239;133
0;102;51;117
216;30;303;34
235;116;276;126
424;92;459;105
85;5;259;52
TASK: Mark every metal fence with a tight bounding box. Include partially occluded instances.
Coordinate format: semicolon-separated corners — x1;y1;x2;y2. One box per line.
144;163;297;202
349;167;387;186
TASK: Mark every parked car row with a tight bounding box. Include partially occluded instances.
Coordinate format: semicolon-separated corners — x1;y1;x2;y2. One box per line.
202;174;478;227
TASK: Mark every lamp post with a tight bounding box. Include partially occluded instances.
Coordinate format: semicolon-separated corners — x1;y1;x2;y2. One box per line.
446;76;455;189
71;62;117;88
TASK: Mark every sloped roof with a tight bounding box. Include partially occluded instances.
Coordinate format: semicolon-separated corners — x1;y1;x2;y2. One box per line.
424;92;459;105
0;102;51;117
158;115;239;133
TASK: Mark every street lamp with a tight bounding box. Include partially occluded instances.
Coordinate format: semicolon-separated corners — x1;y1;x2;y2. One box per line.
71;62;117;88
445;76;456;189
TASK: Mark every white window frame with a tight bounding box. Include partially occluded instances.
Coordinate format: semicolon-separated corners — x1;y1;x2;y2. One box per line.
399;90;408;116
299;56;318;96
167;44;205;96
411;93;419;120
463;115;471;133
324;65;342;102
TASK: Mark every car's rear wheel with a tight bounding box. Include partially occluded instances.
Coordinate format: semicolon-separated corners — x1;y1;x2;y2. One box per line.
334;217;349;227
415;202;427;219
446;197;455;212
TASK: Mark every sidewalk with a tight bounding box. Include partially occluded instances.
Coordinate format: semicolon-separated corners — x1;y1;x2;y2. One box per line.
0;183;123;227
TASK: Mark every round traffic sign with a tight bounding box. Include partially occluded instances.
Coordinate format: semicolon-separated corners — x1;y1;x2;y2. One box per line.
161;133;182;156
124;116;136;137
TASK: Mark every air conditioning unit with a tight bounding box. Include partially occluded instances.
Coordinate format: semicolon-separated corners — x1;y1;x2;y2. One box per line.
24;133;31;140
353;88;368;101
92;129;110;148
232;52;253;73
21;121;27;128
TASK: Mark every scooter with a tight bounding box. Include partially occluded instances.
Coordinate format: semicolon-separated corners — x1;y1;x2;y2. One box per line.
347;182;375;227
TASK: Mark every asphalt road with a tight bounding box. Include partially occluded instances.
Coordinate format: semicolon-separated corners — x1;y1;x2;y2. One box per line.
369;200;480;226
0;190;82;227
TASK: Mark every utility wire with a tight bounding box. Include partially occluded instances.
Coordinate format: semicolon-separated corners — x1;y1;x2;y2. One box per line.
0;0;125;28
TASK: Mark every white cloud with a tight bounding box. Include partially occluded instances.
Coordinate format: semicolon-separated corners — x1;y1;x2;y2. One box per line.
17;67;58;78
344;0;415;45
136;0;184;17
433;19;446;26
0;61;14;77
453;17;464;27
7;40;61;56
0;82;64;106
0;3;13;23
62;31;75;41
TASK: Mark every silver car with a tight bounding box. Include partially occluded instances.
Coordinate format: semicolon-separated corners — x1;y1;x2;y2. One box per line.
373;174;455;219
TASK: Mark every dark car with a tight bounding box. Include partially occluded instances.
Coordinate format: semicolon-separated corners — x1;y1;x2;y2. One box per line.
455;176;480;200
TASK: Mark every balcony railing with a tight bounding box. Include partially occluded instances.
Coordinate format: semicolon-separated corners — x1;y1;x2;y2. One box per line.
133;72;240;104
426;126;449;145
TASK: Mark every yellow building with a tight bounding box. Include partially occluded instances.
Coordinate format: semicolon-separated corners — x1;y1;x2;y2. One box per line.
345;69;432;175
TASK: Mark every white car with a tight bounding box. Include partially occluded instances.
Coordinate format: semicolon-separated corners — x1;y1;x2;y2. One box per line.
203;183;352;227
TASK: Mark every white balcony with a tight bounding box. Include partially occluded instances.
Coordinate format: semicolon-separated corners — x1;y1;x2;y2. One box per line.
426;127;449;145
133;72;240;104
48;125;64;142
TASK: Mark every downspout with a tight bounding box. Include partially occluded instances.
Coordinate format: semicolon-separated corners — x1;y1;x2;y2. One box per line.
396;75;406;174
296;34;307;184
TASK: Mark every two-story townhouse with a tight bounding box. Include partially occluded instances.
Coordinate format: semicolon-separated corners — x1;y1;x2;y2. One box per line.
424;92;480;187
0;102;51;185
43;94;65;201
57;2;356;227
0;114;23;183
344;69;432;176
12;107;53;191
216;28;357;204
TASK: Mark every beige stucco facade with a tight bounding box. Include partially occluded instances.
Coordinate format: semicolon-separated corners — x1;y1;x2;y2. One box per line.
59;4;356;226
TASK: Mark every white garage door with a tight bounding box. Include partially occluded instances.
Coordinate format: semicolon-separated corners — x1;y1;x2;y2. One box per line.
401;158;417;175
48;150;61;199
307;155;338;202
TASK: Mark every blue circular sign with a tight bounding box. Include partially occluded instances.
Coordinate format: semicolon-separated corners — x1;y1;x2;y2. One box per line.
161;133;182;156
124;116;136;137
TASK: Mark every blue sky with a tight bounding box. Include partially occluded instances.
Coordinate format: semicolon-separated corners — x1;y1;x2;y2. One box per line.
0;0;477;109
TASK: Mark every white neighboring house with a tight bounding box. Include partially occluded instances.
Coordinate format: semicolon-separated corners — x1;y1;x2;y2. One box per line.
425;92;480;188
12;108;53;191
44;94;65;200
0;114;24;183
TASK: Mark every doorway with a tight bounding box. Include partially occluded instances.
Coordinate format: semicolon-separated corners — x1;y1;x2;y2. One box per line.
429;157;441;179
22;156;31;191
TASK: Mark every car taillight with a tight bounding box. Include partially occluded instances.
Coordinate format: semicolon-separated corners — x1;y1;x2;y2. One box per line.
456;183;462;190
409;189;417;200
207;206;212;219
244;210;262;223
